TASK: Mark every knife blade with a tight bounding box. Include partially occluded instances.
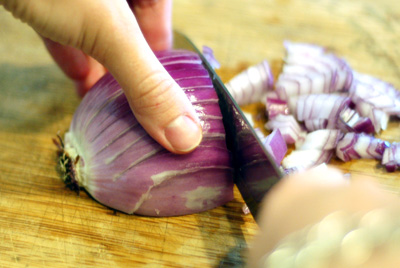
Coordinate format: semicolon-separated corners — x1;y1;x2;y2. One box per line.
172;31;283;222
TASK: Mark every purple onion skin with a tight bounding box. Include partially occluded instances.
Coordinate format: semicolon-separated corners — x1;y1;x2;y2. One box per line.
62;50;234;216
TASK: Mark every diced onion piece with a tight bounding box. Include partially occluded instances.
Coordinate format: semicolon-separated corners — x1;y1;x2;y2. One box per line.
294;94;351;128
335;133;390;162
296;129;342;151
266;98;289;119
282;149;333;170
356;101;389;133
352;72;400;110
225;60;274;105
275;41;353;100
382;143;400;172
337;107;375;134
262;129;287;165
304;118;329;131
265;114;306;144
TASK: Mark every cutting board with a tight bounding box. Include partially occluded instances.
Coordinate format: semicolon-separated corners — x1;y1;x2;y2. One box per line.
0;0;399;267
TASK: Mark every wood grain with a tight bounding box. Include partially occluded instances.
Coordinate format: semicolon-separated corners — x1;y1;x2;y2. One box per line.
0;0;399;267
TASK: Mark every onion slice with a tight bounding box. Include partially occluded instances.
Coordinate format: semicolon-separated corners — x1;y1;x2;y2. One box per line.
382;143;400;172
282;149;333;171
337;107;375;134
262;129;287;165
225;60;274;105
265;114;306;145
296;129;342;151
335;133;389;162
292;94;351;129
274;41;353;100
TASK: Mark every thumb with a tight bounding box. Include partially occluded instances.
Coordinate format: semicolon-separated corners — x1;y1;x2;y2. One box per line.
95;5;203;154
96;10;202;153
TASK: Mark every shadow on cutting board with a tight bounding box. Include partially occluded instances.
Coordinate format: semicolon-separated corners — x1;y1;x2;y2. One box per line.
0;63;79;133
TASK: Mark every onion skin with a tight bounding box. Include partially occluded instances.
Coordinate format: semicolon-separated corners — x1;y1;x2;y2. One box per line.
61;49;234;216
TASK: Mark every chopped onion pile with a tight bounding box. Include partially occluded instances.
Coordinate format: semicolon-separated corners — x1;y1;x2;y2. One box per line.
58;49;234;216
227;41;400;173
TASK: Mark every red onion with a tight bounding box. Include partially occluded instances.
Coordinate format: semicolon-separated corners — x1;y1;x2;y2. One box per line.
337;107;375;134
292;94;351;129
355;101;389;133
265;98;289;119
304;118;329;131
275;41;353;100
282;149;333;171
225;60;274;105
382;143;400;172
296;129;341;151
58;49;234;216
202;46;221;69
262;129;287;165
349;72;400;133
335;133;389;162
224;40;400;174
265;114;306;145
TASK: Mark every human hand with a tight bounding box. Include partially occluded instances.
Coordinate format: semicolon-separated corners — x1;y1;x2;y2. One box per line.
0;0;202;154
247;167;400;267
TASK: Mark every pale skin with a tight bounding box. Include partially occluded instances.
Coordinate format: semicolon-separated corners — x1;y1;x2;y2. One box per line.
2;1;399;267
248;167;400;267
0;0;202;154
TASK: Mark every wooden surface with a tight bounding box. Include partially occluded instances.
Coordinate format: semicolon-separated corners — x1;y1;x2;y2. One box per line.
0;0;399;267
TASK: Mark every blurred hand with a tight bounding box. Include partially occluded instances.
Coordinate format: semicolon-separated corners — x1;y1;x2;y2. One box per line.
247;167;400;268
0;0;203;154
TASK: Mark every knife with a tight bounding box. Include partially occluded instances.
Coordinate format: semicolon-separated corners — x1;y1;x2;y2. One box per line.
173;31;283;222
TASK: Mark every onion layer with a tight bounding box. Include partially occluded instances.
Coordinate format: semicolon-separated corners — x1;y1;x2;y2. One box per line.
59;49;234;216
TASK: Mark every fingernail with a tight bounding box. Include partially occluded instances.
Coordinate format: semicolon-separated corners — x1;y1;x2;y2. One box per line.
164;115;202;153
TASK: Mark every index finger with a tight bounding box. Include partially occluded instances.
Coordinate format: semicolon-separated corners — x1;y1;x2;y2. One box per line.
128;0;172;51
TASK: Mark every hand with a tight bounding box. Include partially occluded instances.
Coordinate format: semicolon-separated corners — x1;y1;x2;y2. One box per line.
247;167;400;267
0;0;203;154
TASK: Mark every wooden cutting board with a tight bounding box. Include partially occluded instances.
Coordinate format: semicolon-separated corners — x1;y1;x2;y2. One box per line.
0;0;399;267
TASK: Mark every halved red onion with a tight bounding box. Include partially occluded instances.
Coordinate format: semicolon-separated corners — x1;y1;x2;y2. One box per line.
60;49;234;216
296;129;342;151
262;129;287;165
382;143;400;172
265;114;306;145
335;133;389;162
224;60;274;105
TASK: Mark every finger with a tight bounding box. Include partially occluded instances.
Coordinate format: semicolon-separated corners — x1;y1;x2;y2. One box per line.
89;2;202;154
129;0;172;51
42;38;107;96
